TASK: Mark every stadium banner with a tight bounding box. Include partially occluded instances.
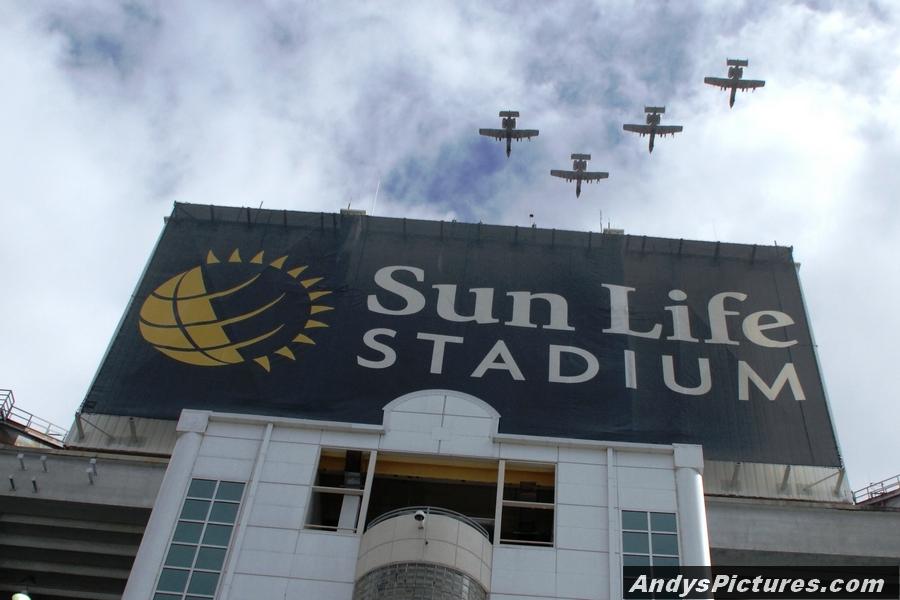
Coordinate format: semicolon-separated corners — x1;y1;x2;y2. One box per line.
81;203;841;466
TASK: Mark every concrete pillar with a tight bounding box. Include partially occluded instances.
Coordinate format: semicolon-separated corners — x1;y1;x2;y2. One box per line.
673;444;711;566
121;411;209;600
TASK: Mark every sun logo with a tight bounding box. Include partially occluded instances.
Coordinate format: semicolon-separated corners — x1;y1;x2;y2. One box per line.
138;249;332;372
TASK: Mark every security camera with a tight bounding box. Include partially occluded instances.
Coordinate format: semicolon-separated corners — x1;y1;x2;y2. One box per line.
414;509;427;532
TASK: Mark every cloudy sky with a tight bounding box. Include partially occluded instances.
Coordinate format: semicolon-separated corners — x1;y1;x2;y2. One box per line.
1;1;898;489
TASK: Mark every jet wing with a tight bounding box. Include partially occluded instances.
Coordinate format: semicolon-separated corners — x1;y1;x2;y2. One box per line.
550;170;609;182
550;169;576;181
623;124;652;135
733;79;765;90
478;128;505;140
704;77;765;90
704;76;732;89
509;129;539;140
581;171;609;182
656;125;683;135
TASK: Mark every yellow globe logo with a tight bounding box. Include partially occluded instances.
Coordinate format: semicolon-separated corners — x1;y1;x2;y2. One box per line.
138;249;332;371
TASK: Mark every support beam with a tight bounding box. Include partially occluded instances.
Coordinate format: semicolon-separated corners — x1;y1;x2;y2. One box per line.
674;444;711;566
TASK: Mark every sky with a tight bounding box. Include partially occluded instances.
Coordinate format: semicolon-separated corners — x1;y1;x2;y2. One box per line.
1;1;898;490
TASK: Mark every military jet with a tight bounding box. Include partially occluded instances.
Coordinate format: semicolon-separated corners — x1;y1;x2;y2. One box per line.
550;154;608;198
623;106;683;153
478;110;539;157
704;59;765;108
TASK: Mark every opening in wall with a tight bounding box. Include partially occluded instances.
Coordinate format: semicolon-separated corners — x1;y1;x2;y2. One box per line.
499;461;555;546
365;453;498;538
305;449;371;533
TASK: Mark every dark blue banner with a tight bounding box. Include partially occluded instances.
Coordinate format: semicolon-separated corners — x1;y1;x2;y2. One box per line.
81;203;841;466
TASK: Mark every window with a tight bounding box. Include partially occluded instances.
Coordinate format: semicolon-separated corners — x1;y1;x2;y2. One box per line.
306;449;370;533
307;451;557;548
366;453;498;537
154;478;245;600
499;462;555;546
621;510;679;566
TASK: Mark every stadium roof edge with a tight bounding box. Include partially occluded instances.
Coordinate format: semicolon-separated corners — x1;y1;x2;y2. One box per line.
168;202;794;265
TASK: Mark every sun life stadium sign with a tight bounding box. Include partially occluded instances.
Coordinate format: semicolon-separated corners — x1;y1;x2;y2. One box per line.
83;204;840;467
136;254;806;403
358;265;806;402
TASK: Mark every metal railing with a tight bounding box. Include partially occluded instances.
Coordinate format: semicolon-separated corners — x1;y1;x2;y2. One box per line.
0;389;13;419
854;474;900;504
0;388;68;441
366;506;491;539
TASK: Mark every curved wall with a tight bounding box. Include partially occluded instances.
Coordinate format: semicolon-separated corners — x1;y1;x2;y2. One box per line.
355;512;492;596
354;562;486;600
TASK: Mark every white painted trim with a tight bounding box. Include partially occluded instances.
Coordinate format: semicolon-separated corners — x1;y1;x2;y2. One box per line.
494;432;675;454
357;449;378;533
191;406;678;461
189;407;681;460
303;444;324;527
607;447;621;600
501;499;554;509
218;422;273;600
673;443;704;474
381;389;500;420
675;456;711;566
494;459;506;545
185;409;384;435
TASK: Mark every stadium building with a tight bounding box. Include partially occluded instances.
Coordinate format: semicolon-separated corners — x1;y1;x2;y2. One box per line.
1;203;898;600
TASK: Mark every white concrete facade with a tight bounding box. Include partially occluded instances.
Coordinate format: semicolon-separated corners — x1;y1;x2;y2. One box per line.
123;389;710;600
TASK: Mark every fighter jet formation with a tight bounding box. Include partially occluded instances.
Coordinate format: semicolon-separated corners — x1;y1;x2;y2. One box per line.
477;58;765;198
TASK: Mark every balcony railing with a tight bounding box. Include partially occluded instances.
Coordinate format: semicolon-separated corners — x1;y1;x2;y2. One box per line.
366;506;490;539
0;389;13;419
854;474;900;504
0;388;68;441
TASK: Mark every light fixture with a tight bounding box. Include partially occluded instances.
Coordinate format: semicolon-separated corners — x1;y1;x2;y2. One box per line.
12;575;34;599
